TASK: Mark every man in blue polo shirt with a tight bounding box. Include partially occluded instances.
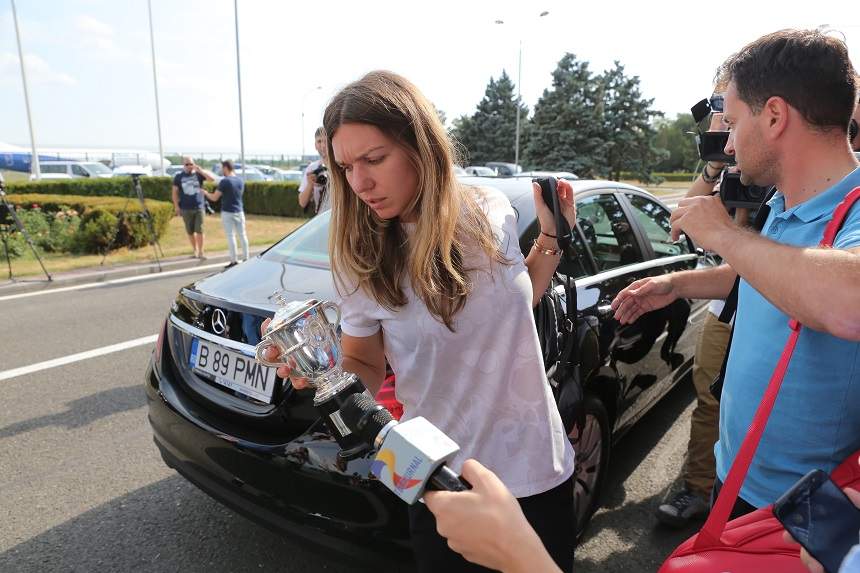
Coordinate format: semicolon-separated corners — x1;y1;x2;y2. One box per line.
611;29;860;517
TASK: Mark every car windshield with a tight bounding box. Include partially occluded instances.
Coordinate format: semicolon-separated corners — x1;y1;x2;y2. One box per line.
263;211;330;267
84;163;112;174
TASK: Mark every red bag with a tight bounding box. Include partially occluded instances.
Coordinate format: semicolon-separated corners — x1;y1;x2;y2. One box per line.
659;187;860;573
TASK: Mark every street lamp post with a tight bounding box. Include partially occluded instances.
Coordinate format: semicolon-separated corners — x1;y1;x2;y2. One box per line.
301;86;322;159
495;10;549;169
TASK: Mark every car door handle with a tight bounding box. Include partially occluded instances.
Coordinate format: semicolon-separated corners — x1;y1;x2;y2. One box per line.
597;303;614;317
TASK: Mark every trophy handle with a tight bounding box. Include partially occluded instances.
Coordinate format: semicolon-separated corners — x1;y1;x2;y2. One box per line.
321;301;342;329
254;339;303;367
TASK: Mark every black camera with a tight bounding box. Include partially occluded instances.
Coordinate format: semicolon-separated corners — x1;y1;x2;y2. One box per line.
311;164;328;187
719;171;770;210
691;97;735;164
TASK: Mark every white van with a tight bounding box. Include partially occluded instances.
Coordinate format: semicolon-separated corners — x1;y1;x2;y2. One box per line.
31;161;114;180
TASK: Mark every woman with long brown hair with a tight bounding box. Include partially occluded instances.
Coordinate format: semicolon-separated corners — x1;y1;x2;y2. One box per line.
266;70;577;572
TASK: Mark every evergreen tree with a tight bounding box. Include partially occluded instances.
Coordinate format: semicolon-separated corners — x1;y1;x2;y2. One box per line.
652;113;699;172
450;70;529;166
597;61;665;181
524;54;605;177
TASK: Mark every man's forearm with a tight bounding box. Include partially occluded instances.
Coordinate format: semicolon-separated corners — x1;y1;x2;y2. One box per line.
672;263;737;301
716;228;860;340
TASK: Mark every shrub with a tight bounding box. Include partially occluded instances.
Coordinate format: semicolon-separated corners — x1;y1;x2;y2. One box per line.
6;177;308;217
73;209;118;253
4;193;173;254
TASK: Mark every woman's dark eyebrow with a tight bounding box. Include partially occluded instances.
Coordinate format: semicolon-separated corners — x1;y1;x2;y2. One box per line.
338;146;387;167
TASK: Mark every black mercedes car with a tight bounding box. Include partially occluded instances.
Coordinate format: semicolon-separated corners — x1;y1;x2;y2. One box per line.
145;176;712;560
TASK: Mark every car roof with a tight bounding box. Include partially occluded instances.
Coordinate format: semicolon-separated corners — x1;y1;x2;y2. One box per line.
458;175;648;206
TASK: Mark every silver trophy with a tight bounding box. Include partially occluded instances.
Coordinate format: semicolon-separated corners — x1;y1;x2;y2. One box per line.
255;295;372;453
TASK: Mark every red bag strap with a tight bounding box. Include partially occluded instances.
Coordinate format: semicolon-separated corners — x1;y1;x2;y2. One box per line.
694;185;860;548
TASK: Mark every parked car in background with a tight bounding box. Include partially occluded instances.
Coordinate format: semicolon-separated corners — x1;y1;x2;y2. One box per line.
212;163;268;182
145;177;711;559
452;165;467;176
485;161;521;176
112;165;153;177
516;170;579;180
164;165;184;178
272;168;303;183
248;164;277;181
31;160;114;180
464;165;497;176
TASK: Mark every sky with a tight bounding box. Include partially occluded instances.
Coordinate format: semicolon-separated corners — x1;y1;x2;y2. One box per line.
1;0;859;158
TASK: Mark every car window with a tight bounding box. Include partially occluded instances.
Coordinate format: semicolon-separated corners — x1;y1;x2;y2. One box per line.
262;211;330;267
521;219;590;279
71;164;87;176
41;164;66;174
624;193;689;258
576;193;643;271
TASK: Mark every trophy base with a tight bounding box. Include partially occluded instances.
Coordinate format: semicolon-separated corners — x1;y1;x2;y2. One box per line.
313;373;373;452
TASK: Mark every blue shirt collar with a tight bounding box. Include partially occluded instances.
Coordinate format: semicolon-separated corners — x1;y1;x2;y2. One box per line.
767;166;860;222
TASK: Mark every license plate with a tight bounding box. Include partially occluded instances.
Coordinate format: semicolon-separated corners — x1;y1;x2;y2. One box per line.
189;338;277;403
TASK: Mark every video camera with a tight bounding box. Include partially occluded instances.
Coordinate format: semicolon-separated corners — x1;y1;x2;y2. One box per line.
311;164;328;187
691;96;771;209
691;95;732;164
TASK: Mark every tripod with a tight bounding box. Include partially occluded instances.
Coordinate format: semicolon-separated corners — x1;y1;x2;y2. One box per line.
0;177;52;282
100;173;164;272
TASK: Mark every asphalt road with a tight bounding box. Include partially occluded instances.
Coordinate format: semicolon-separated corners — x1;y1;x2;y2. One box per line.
0;267;701;573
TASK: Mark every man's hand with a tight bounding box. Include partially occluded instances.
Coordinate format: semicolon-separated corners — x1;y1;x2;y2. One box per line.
610;274;679;325
174;206;180;217
782;487;860;573
424;460;560;573
669;195;738;252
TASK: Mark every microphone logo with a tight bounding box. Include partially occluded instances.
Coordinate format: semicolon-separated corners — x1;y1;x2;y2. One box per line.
371;449;423;491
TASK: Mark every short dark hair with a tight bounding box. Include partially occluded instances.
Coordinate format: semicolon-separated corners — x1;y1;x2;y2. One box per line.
718;29;857;131
221;159;234;172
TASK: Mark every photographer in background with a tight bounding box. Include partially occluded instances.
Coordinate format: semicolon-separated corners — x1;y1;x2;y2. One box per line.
298;127;331;215
656;108;753;527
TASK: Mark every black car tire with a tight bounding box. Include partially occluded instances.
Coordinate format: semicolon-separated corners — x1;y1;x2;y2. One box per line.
569;393;611;540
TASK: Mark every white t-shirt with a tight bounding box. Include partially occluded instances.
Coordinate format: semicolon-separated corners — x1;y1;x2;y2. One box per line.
338;186;575;498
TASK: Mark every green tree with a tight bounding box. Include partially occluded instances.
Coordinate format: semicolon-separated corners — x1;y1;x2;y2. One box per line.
652;113;699;172
523;53;605;177
450;70;529;166
596;61;665;181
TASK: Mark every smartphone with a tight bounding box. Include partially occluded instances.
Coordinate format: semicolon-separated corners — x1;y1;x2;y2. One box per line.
774;469;860;573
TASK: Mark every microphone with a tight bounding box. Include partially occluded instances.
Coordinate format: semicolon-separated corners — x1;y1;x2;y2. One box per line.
340;392;471;504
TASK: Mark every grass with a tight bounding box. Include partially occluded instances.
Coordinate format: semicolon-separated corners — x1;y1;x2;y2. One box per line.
2;212;307;279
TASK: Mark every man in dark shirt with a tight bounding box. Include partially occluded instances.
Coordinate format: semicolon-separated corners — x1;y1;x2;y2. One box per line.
172;156;214;259
204;160;249;267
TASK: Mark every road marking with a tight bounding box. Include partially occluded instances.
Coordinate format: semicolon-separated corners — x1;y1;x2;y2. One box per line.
0;334;158;382
0;263;225;303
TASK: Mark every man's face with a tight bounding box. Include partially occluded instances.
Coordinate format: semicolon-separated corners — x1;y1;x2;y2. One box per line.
723;82;778;186
183;158;195;174
315;135;328;160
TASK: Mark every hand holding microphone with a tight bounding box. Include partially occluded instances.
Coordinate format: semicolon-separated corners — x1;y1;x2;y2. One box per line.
424;460;561;573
